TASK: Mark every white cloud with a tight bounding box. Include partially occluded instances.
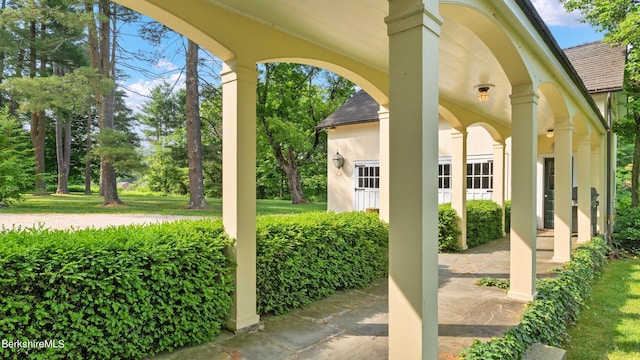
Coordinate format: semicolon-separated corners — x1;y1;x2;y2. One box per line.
120;61;185;114
155;59;180;72
531;0;584;27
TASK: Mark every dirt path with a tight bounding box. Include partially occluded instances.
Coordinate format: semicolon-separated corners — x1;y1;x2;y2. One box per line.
0;213;209;231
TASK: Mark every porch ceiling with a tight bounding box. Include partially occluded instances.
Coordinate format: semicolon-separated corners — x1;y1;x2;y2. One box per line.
127;0;560;137
210;0;559;137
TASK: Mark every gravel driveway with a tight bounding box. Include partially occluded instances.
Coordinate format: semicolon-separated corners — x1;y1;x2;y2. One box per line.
0;213;210;231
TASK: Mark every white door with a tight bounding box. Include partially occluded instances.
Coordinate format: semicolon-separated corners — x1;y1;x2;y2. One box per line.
354;161;380;211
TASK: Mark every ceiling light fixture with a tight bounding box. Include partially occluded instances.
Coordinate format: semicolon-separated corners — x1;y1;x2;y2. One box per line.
474;84;495;102
547;129;554;138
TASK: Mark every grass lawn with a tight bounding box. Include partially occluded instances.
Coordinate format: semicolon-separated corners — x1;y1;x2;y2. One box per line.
0;193;326;216
564;258;640;360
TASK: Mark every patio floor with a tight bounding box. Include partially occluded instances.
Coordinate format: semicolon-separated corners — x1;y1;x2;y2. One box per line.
149;231;573;360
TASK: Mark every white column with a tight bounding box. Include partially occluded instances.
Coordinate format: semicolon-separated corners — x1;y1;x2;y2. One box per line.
577;137;592;243
553;119;573;262
221;61;260;332
492;141;506;235
508;86;538;302
451;127;467;250
379;105;390;223
385;3;441;359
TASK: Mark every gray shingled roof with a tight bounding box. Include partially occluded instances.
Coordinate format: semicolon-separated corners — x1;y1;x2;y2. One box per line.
564;41;626;94
316;90;379;129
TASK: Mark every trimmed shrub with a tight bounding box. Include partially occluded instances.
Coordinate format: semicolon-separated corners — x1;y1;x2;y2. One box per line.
613;205;640;251
0;220;234;360
466;200;504;248
256;211;388;315
461;237;609;359
439;203;461;252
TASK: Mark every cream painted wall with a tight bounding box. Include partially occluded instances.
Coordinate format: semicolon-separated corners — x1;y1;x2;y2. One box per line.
438;120;495;157
327;122;380;213
329;119;508;212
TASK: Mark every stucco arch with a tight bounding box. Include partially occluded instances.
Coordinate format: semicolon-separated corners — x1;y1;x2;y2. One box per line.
259;57;388;106
439;99;510;140
440;1;533;87
438;104;464;130
113;0;389;101
467;121;505;143
572;113;592;137
538;82;570;120
114;0;236;62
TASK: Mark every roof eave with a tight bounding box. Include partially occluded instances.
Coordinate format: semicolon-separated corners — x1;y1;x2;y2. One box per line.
514;0;608;130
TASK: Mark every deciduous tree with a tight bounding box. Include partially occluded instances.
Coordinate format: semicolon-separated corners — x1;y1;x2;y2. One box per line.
256;63;354;204
561;0;640;206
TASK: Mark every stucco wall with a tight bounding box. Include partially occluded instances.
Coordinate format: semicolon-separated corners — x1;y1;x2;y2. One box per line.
327;119;507;212
438;120;496;157
326;122;380;213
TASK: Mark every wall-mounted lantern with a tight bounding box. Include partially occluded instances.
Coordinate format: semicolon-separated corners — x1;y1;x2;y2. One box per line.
547;129;554;138
332;151;345;169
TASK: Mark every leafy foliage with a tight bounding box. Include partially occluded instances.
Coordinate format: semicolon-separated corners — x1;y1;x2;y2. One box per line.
0;220;234;360
613;205;640;251
439;200;504;252
255;211;388;315
466;200;504;248
562;0;640;206
0;108;34;205
461;237;610;359
475;277;510;290
438;203;461;252
256;63;355;203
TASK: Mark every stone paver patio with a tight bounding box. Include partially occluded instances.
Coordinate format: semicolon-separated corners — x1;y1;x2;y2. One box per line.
149;231;571;360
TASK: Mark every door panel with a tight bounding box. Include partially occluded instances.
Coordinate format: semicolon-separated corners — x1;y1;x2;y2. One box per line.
354;162;380;211
544;158;555;229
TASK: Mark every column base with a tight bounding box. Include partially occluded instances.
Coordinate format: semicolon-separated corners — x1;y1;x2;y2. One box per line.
226;314;261;334
507;290;538;303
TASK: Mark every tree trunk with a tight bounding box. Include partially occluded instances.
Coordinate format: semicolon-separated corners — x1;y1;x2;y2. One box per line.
30;111;47;195
86;0;121;205
55;113;71;194
99;89;121;205
185;39;206;209
284;167;309;204
632;115;640;207
282;148;309;204
85;112;92;194
29;19;48;195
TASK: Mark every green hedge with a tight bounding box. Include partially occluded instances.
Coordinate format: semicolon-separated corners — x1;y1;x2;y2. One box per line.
613;205;640;251
466;200;504;248
0;220;234;360
256;211;388;315
461;237;609;359
439;203;461;252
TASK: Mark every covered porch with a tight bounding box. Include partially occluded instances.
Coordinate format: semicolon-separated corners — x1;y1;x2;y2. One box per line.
115;1;609;358
150;231;574;359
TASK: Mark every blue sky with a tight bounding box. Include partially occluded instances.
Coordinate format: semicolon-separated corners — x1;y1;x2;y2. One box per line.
531;0;603;48
121;1;603;112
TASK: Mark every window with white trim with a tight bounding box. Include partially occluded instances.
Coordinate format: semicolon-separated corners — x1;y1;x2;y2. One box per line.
438;163;451;189
356;164;380;189
466;160;493;190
